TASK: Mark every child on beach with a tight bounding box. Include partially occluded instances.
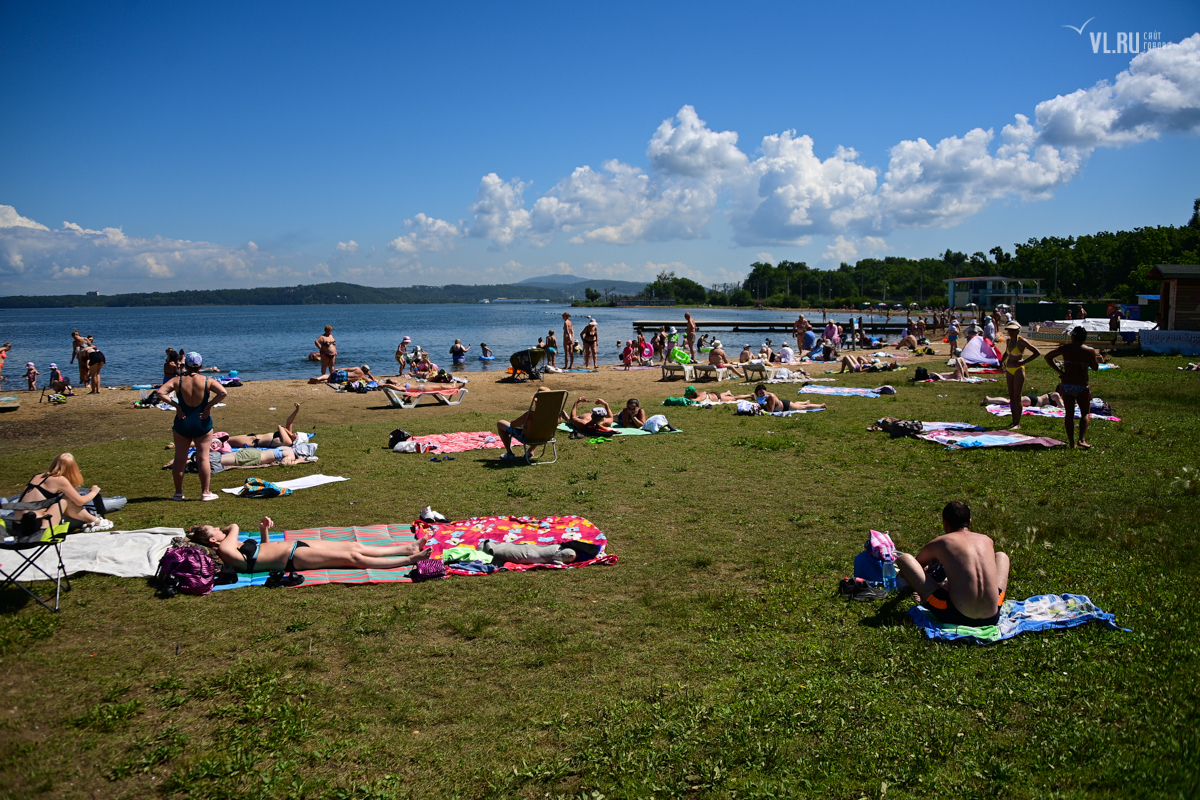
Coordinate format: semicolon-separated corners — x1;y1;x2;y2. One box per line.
621;340;635;370
24;362;39;390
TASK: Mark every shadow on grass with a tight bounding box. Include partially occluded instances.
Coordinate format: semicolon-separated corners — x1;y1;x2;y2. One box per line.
857;594;911;629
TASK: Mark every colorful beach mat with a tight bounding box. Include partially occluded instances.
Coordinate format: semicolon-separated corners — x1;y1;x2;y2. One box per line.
414;515;616;574
908;593;1128;644
410;431;505;453
916;428;1066;449
800;386;882;398
984;404;1122;422
212;516;614;589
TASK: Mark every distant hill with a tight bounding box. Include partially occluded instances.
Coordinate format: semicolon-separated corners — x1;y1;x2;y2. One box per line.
516;274;647;295
0;281;587;309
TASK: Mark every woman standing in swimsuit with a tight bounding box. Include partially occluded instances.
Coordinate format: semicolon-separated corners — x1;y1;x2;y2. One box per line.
315;326;337;376
1043;327;1099;449
188;516;432;575
580;318;599;369
1000;322;1041;429
161;352;228;501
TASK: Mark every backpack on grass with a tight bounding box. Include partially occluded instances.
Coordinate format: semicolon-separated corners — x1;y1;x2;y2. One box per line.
156;544;219;597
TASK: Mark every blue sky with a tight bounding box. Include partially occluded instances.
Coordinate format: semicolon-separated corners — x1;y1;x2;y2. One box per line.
2;0;1198;294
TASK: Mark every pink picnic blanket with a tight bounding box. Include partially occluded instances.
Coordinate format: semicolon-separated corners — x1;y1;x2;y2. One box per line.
984;404;1121;422
413;515;616;574
410;431;504;453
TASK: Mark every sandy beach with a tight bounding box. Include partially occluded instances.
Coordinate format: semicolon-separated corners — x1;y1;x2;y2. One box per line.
0;353;951;459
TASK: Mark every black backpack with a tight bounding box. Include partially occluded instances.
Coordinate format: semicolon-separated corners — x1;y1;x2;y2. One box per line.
914;366;929;381
388;429;412;449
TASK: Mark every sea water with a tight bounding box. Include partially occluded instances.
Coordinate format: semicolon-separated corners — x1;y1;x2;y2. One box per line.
0;304;876;386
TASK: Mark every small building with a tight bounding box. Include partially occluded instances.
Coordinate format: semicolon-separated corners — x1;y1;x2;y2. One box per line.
944;276;1044;309
1149;264;1200;330
86;290;100;296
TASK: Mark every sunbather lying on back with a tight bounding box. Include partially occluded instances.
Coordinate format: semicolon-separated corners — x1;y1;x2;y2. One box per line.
308;365;376;385
188;516;432;573
982;392;1064;408
753;384;826;413
839;355;898;373
562;396;614;436
163;445;314;473
226;403;302;448
928;358;971;381
684;385;752;403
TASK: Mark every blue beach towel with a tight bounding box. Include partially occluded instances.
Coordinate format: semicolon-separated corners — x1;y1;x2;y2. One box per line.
800;386;881;398
907;593;1128;644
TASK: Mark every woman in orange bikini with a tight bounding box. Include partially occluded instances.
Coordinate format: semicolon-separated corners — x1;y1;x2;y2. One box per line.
1001;322;1040;429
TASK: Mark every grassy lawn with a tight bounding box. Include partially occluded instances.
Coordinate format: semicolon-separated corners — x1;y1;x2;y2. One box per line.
1;358;1198;799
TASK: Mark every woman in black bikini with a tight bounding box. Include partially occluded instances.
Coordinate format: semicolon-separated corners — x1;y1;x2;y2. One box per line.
188;516;432;575
580;319;599;369
160;352;228;501
1043;326;1099;449
225;403;302;448
18;453;112;532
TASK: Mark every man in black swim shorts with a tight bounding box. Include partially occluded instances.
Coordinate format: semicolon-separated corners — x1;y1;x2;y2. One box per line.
894;501;1010;627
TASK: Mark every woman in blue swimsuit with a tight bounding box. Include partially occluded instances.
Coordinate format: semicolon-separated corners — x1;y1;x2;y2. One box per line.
161;352;228;501
1043;327;1099;449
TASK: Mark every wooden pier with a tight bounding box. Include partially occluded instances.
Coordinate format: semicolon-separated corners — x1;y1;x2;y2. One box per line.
631;318;917;335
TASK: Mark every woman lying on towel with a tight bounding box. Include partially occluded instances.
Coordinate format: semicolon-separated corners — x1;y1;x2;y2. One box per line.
982;392;1064;408
838;355;899;374
927;358;972;381
225;403;302;448
753;385;826;413
188;516;432;573
308;365;376;385
684;385;753;404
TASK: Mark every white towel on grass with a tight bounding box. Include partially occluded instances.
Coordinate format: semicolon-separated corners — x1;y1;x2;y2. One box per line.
220;474;348;495
0;528;183;581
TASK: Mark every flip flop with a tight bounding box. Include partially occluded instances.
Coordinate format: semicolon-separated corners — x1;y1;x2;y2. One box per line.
443;456;456;461
429;456;442;462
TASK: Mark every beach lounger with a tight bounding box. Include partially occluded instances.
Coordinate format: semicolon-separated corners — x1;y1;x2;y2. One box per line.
691;364;731;381
741;362;780;382
512;389;569;465
382;386;468;409
0;493;72;612
660;363;695;381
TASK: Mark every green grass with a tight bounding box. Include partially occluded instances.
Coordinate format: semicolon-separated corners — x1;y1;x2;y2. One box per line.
1;358;1199;798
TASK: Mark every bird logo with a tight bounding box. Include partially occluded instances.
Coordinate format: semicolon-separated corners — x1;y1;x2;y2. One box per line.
1063;17;1095;34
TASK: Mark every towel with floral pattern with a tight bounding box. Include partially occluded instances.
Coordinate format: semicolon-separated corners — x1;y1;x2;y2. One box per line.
412;514;616;575
908;592;1128;644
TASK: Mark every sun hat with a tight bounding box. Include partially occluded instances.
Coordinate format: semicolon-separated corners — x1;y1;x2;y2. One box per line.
184;352;203;367
591;406;607;417
49;363;57;369
26;362;34;368
712;340;722;348
402;336;411;343
1005;322;1021;331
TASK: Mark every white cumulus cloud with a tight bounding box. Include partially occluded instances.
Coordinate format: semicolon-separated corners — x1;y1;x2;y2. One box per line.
458;35;1200;249
336;240;358;253
387;214;463;254
0;205;49;231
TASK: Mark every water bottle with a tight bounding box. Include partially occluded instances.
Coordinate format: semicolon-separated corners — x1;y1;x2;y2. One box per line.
882;560;898;593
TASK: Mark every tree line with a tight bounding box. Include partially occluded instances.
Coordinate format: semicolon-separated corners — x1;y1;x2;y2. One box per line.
636;200;1200;308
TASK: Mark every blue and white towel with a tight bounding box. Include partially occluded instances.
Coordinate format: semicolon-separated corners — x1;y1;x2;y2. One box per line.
908;593;1128;644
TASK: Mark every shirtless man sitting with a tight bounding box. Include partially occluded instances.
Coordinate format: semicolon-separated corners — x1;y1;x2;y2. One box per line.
894;501;1010;627
706;340;744;378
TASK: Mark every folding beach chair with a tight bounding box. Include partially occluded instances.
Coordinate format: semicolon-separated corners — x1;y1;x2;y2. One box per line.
0;493;73;612
511;389;568;465
509;348;546;381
